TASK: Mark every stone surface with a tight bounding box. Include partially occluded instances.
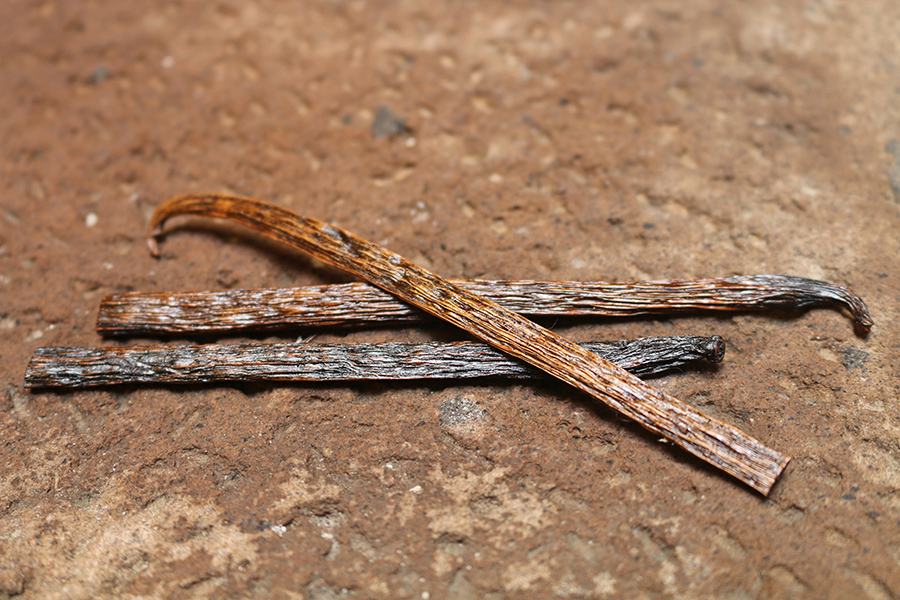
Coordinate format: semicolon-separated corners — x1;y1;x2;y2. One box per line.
2;0;900;598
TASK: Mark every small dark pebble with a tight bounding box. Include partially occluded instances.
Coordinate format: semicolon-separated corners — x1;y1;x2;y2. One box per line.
371;106;408;138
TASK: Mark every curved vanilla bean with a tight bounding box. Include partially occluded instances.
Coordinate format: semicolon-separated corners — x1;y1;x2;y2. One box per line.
147;193;789;494
96;275;872;335
24;335;725;388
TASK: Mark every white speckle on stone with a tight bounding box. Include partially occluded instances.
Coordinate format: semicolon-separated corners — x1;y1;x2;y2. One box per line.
405;137;417;147
271;524;287;537
85;212;98;227
489;173;504;183
409;485;423;494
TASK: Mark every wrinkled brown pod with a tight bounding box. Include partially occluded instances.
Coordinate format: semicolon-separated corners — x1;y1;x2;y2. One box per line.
24;335;725;388
146;193;789;494
97;275;872;336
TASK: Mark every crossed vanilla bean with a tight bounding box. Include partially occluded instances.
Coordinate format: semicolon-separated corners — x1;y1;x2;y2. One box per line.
97;275;872;335
24;335;724;388
144;193;790;494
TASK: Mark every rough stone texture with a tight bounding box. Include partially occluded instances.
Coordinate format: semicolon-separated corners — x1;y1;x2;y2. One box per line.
1;1;899;598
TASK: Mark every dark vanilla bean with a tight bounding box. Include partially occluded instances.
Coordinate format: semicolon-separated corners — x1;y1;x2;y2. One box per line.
97;275;872;336
24;335;724;388
143;193;789;494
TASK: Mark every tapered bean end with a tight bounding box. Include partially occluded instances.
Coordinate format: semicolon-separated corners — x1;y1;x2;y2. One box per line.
707;335;726;363
23;347;66;389
725;275;873;334
685;406;789;495
715;442;790;496
799;275;873;334
830;279;874;334
751;453;790;496
853;313;874;336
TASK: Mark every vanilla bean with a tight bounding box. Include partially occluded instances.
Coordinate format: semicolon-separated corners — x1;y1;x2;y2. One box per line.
145;194;790;494
96;275;872;336
24;335;724;388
